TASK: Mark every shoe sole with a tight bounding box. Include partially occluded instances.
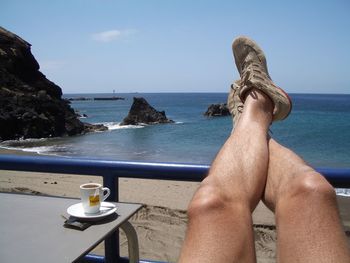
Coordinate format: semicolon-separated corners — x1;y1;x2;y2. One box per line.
273;85;293;121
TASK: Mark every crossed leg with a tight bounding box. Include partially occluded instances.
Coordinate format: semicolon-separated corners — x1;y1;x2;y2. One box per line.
178;89;273;263
179;91;350;262
264;138;350;262
180;33;350;262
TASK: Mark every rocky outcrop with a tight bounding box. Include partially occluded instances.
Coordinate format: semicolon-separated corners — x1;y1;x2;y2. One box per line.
83;123;108;133
75;110;88;118
0;26;105;141
204;103;230;117
120;97;174;125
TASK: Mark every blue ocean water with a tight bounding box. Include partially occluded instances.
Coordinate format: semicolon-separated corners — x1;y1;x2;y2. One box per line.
1;93;350;169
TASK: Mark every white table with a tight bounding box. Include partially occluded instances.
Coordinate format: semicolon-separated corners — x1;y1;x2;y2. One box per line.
0;193;142;263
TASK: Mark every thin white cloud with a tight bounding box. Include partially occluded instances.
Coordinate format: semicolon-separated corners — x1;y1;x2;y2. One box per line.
91;29;136;42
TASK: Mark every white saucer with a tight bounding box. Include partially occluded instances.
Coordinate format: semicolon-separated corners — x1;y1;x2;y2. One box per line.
67;202;117;220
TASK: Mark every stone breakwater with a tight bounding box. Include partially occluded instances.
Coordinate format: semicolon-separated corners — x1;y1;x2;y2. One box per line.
0;26;106;141
68;96;125;101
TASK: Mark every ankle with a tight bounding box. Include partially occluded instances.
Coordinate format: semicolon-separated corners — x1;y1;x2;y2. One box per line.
241;89;274;126
245;89;274;113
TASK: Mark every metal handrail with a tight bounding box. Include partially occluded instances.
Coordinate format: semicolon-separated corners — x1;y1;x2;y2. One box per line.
0;154;349;262
1;155;350;187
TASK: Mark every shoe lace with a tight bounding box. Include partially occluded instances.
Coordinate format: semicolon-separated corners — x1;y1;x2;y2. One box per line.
230;82;244;115
237;104;243;113
239;58;272;102
241;62;264;82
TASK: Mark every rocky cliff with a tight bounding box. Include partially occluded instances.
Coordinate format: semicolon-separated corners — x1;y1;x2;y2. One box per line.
0;27;105;141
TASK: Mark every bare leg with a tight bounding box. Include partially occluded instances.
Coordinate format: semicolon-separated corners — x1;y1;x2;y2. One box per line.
178;89;273;263
264;138;350;262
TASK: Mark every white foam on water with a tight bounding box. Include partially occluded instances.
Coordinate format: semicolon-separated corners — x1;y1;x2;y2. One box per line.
0;145;22;152
1;137;48;145
336;188;350;197
0;137;67;157
0;138;48;151
100;122;145;130
99;121;182;130
0;144;63;157
21;146;55;154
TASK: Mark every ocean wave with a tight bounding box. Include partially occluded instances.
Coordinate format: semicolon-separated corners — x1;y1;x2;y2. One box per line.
1;137;49;146
100;122;145;130
0;137;69;157
336;188;350;197
0;144;66;157
21;146;57;154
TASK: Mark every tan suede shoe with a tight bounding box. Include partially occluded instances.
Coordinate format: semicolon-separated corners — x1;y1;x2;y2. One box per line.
227;80;243;127
232;36;292;121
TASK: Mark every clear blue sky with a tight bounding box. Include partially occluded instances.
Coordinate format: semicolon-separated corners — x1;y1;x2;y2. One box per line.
2;0;350;94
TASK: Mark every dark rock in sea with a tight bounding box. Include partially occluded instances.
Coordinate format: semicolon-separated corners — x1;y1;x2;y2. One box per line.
83;123;108;133
0;26;106;141
75;110;88;118
204;103;230;117
120;97;174;125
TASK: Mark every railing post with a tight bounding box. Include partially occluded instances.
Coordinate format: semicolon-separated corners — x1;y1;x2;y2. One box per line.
103;174;120;262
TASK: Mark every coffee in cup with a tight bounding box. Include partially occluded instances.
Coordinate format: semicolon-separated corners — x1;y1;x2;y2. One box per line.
80;183;110;214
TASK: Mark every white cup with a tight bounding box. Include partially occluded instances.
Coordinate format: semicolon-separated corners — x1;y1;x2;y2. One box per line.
80;183;111;214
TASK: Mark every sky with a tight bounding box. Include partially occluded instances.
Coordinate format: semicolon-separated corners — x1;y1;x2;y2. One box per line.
2;0;350;94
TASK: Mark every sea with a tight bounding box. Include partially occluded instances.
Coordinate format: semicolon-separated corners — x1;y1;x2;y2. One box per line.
1;93;350;195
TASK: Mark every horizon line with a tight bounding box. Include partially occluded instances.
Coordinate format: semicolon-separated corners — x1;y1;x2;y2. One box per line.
62;91;350;95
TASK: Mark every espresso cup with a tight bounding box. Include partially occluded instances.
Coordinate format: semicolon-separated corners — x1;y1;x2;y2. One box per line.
80;183;111;214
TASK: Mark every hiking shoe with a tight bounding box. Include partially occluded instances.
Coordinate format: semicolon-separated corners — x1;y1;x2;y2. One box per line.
232;36;292;121
227;80;243;127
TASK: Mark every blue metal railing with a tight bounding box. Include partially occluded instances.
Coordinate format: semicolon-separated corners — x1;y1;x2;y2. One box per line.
0;154;349;263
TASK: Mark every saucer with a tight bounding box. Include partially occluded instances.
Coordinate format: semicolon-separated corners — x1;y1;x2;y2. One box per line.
67;202;117;220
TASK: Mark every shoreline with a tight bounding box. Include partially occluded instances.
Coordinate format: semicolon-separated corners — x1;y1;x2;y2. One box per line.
1;148;349;262
0;146;41;156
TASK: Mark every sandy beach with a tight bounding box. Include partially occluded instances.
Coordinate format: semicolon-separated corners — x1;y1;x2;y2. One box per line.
0;149;349;262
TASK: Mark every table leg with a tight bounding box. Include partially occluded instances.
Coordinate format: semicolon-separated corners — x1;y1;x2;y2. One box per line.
119;221;139;263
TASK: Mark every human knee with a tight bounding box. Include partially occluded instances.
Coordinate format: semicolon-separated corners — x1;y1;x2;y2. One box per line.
187;183;226;220
286;171;335;201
